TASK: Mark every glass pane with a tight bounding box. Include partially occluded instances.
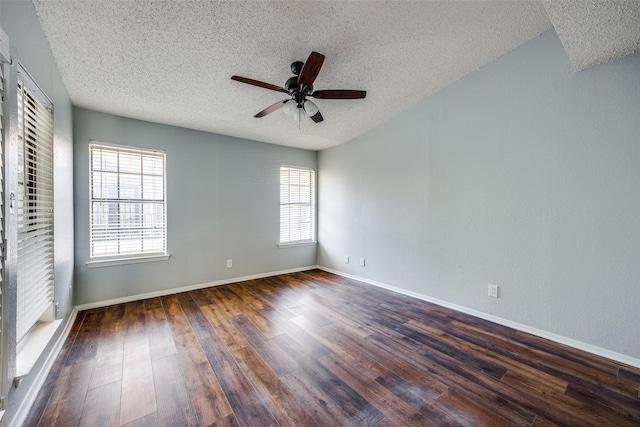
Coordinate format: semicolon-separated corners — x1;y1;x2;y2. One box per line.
143;155;163;176
93;172;119;199
119;174;141;199
119;152;142;174
96;149;118;172
142;175;164;200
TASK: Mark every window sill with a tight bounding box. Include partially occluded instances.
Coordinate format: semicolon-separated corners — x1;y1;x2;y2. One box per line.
278;241;317;248
86;254;171;268
16;319;63;381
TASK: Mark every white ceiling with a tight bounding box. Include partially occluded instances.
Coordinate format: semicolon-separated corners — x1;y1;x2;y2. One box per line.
32;1;640;151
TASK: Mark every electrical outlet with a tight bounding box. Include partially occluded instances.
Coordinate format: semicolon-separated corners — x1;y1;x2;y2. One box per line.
488;284;498;298
360;258;366;267
344;255;349;264
226;259;233;268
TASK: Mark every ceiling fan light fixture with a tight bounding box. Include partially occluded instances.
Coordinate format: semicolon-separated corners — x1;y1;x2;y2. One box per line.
303;99;318;116
283;100;297;116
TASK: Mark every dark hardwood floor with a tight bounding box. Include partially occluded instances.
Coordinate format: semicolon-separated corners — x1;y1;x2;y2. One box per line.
27;270;640;426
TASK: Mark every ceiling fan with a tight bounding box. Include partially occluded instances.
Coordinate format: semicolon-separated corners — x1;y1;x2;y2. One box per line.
231;51;366;123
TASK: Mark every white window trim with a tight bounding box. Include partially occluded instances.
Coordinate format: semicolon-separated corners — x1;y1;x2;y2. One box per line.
86;253;170;268
279;165;316;245
278;240;316;248
89;141;168;263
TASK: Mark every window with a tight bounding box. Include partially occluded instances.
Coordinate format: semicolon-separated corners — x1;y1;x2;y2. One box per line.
280;166;316;245
89;142;166;261
16;69;55;343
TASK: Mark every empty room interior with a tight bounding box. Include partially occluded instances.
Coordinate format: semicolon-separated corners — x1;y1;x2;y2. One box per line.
0;1;640;426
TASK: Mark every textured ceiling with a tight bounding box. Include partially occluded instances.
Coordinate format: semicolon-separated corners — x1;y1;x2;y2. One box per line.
543;0;640;71
31;1;638;151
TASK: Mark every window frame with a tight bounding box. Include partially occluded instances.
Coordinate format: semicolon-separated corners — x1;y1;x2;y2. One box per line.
278;165;316;247
86;141;169;268
15;64;56;347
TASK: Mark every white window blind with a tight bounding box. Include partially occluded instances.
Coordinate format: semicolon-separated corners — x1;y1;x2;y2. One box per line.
17;74;55;343
90;143;166;258
280;166;316;244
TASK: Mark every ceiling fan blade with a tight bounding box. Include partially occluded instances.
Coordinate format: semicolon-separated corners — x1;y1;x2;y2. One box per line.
231;76;287;93
312;90;366;99
297;52;325;87
309;110;324;123
254;100;288;118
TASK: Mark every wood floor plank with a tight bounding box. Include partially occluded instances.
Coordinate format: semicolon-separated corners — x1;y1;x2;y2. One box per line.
291;304;332;327
87;333;124;391
240;306;286;338
451;320;640;398
232;281;269;310
124;300;147;335
299;295;374;339
88;305;126;390
369;329;619;426
440;389;514;427
163;294;233;425
375;371;436;411
79;380;121;427
251;289;300;319
258;306;296;337
231;345;320;427
39;359;95;427
30;270;640;427
281;316;331;358
122;411;159;427
293;316;445;398
374;370;476;427
274;332;384;426
65;308;105;366
320;352;437;426
211;413;242;427
177;292;278;427
144;297;177;360
230;314;299;376
406;319;570;397
417;394;477;426
564;381;640;425
532;415;561;426
508;371;640;427
511;330;622;376
280;367;368;427
204;286;246;317
200;303;250;352
120;361;157;424
152;354;199;427
366;332;537;426
290;315;389;378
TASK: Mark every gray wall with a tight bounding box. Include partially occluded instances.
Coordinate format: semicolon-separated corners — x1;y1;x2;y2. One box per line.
73;108;317;305
318;30;640;360
1;1;75;424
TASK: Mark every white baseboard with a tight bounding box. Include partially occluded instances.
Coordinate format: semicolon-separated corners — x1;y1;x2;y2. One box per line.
75;265;319;311
318;266;640;370
11;308;78;427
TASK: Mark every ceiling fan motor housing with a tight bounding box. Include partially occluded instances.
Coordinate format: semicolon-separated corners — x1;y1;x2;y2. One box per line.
285;77;298;92
290;61;304;75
